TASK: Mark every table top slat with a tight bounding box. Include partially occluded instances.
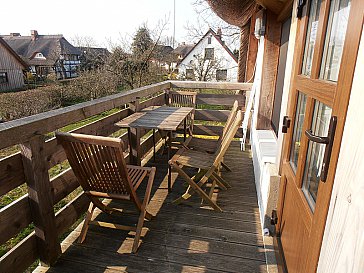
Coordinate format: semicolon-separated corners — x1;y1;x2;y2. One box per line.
115;106;194;131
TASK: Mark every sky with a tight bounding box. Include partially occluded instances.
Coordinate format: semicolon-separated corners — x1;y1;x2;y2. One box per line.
1;0;204;49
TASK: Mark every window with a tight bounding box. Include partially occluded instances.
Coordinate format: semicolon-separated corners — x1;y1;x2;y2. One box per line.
320;0;352;82
35;52;45;59
207;36;212;44
0;72;8;84
301;0;321;76
216;69;227;81
186;69;194;80
205;48;214;60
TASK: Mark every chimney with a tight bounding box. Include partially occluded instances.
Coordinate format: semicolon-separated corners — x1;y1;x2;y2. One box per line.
10;33;21;37
31;30;38;41
217;27;222;39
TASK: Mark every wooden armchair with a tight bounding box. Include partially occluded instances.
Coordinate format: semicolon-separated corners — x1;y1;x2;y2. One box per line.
167;90;197;135
56;132;156;253
169;110;243;212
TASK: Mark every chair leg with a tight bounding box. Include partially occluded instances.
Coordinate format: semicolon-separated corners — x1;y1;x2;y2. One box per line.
78;202;95;243
89;196;114;214
172;169;207;204
208;180;217;199
212;171;231;188
152;129;156;162
170;162;222;212
221;161;232;172
132;209;146;253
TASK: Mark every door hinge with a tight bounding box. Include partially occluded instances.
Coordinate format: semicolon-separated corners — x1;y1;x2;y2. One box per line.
282;116;291;133
271;210;278;225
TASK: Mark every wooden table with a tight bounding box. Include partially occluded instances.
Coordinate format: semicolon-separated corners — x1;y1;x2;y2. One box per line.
115;106;194;191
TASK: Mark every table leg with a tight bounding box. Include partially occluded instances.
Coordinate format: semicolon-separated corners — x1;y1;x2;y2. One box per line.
129;127;141;165
167;131;172;192
152;129;156;162
184;118;187;141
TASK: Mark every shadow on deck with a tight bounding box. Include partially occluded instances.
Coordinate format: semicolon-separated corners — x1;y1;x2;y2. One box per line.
35;142;271;273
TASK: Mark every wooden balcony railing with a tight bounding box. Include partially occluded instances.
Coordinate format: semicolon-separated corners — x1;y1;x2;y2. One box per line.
0;80;252;273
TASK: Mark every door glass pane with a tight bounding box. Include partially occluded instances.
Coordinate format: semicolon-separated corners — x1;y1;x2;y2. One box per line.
302;0;322;76
289;92;307;172
302;102;332;211
320;0;351;81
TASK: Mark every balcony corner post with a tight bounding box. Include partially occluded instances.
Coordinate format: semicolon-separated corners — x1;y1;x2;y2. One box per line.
20;135;61;266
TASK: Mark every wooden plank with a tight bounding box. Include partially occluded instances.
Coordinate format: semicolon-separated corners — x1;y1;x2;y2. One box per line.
139;93;166;110
56;243;220;273
196;93;245;106
140;130;162;157
55;192;90;236
0;153;25;196
44;108;130;168
257;10;282;130
34;259;125;273
194;109;230;122
20;135;61;264
193;124;243;138
61;230;266;273
170;80;252;90
51;168;79;204
0;195;31;245
0;81;171;150
0;232;38;273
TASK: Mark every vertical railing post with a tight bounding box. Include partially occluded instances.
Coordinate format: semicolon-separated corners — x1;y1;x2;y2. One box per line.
165;88;170;105
128;97;141;165
20;135;61;265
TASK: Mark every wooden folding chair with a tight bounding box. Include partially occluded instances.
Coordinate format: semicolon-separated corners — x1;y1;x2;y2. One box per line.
183;100;239;172
169;110;243;212
56;132;156;253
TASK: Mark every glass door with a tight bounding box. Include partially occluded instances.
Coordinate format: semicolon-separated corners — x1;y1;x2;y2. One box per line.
277;0;361;272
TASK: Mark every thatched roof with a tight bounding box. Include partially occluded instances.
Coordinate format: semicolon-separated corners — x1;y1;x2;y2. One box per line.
206;0;257;27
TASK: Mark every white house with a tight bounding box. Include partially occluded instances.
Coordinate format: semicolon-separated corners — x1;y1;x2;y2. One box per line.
177;28;238;82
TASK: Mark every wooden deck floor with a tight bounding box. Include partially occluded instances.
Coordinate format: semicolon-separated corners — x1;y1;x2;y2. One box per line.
35;142;270;273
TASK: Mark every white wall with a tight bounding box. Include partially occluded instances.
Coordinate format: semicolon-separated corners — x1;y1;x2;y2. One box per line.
177;34;238;82
317;27;364;273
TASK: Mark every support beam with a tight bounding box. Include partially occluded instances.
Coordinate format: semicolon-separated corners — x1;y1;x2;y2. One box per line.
20;135;61;265
257;10;282;129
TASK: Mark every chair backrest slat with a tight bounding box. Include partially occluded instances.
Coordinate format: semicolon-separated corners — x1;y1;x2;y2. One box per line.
168;90;197;108
213;110;243;167
216;100;239;146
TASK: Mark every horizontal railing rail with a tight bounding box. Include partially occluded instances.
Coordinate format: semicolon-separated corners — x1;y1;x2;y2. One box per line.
0;80;252;273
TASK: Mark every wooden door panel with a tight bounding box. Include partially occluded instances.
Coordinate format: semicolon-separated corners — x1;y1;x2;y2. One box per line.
280;177;310;273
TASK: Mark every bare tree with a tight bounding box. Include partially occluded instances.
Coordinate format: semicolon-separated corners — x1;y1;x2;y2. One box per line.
180;53;223;81
107;19;171;89
184;0;241;49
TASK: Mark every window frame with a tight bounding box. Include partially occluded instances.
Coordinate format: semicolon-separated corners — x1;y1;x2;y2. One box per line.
0;72;8;84
216;69;227;81
204;48;214;60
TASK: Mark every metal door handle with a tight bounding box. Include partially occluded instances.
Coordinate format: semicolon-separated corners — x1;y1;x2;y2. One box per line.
304;116;337;182
304;130;329;144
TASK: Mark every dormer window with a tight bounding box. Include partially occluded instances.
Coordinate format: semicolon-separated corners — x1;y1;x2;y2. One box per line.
208;36;212;44
34;52;46;59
